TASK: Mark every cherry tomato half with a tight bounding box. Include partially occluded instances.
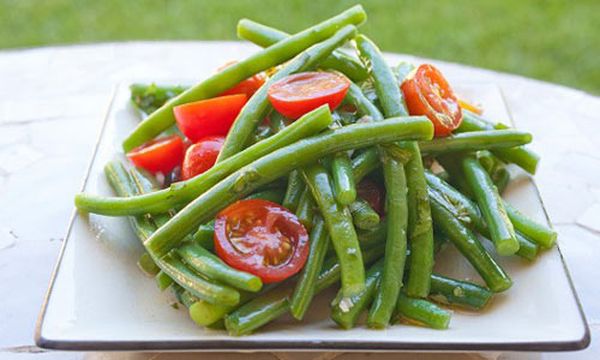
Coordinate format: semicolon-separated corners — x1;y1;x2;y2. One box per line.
218;61;267;98
357;178;385;216
268;71;351;119
173;94;247;143
126;135;184;174
401;64;462;137
214;199;309;283
181;136;224;180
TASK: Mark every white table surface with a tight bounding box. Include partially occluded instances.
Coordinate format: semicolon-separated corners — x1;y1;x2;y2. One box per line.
0;41;598;360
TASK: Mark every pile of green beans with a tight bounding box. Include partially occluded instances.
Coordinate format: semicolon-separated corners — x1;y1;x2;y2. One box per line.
74;5;558;337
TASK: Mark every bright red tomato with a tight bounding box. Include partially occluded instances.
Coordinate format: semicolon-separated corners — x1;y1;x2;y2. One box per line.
357;179;385;216
401;64;462;137
173;94;247;143
219;61;267;98
267;72;351;119
214;199;309;283
126;135;184;174
181;136;224;180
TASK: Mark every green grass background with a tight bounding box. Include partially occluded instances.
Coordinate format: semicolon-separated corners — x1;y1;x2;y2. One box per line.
1;0;598;93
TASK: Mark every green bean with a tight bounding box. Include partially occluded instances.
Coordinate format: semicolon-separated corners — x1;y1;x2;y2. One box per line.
351;148;380;183
76;103;333;216
225;246;385;335
346;83;385;122
426;173;539;260
283;171;304;212
367;156;407;328
192;222;215;250
177;242;262;292
331;151;357;205
188;289;258;327
290;216;330;320
217;24;358;162
122;6;366;151
295;187;316;230
137;252;160;276
515;232;539;261
356;222;387;250
302;163;365;297
331;259;384;329
160;253;240;306
457;111;540;174
356;34;433;299
394;293;451;330
236;19;368;82
429;274;493;310
462;156;519;256
355;35;408;117
430;199;512;292
414;130;532;156
145;114;433;258
349;197;381;230
155;271;173;291
505;203;557;249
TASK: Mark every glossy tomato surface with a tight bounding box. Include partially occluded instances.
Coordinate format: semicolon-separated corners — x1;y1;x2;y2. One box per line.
126;135;184;174
174;94;247;143
268;71;350;119
219;61;266;98
214;199;309;283
181;136;224;180
401;64;462;137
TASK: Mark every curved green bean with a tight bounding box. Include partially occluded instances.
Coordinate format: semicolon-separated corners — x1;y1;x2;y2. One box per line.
122;5;366;151
302;163;365;297
236;19;368;82
505;203;557;249
217;24;358;162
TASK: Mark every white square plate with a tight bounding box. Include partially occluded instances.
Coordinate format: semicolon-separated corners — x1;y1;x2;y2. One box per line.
36;82;589;352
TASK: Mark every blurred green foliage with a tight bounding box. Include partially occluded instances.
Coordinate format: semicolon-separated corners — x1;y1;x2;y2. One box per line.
0;0;598;93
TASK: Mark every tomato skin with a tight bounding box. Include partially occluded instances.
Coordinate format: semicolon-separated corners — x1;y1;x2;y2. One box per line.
181;136;224;180
126;135;184;174
268;72;351;119
357;179;385;216
401;64;462;137
173;94;247;143
218;61;266;98
214;199;309;283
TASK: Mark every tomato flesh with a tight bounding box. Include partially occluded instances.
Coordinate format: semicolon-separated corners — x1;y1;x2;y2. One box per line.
126;135;184;174
174;94;247;143
181;136;224;180
357;178;385;216
214;199;309;283
268;72;350;119
218;61;266;98
401;64;462;137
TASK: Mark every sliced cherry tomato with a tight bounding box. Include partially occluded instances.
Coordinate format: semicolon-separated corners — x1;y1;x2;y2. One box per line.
214;199;309;283
173;94;247;143
401;64;462;137
126;135;184;174
357;178;385;216
267;71;351;119
218;61;267;98
181;136;224;180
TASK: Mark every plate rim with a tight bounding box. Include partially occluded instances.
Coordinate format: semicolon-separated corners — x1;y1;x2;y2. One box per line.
35;82;591;352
